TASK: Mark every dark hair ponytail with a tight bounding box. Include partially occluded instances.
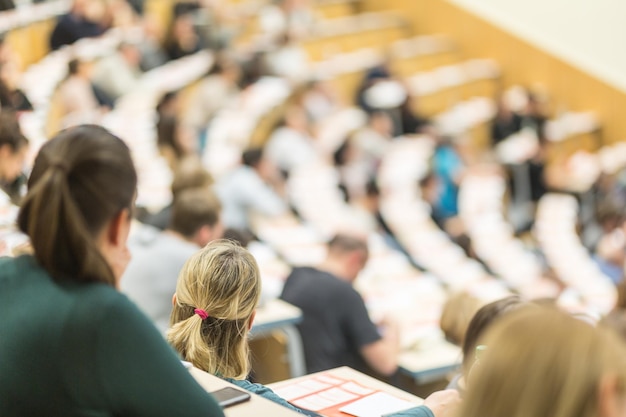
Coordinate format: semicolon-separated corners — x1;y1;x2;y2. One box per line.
18;125;137;285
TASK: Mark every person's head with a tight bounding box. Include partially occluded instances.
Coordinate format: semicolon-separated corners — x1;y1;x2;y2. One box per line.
169;188;222;247
170;155;213;198
461;296;528;375
439;292;482;346
282;105;309;133
0;111;29;183
18;125;137;286
461;307;626;417
243;147;278;183
156;115;195;159
209;57;241;85
368;111;393;137
325;234;369;282
168;240;261;379
156;91;180;118
118;42;141;68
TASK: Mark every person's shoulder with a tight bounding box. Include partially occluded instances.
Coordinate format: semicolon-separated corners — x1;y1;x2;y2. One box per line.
286;266;323;281
68;283;145;330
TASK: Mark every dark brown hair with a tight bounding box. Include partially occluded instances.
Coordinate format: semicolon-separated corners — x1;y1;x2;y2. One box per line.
462;296;528;374
170;188;221;238
17;125;137;286
0;111;28;151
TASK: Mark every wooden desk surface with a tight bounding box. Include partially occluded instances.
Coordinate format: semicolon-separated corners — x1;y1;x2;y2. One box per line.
189;367;301;417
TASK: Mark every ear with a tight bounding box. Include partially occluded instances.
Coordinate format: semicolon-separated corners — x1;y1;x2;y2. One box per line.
248;310;256;331
172;293;177;307
106;209;130;247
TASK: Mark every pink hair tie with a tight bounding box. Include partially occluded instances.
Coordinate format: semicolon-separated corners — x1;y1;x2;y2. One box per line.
194;308;209;320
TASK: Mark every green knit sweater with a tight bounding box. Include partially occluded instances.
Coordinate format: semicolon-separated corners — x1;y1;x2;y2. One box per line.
0;255;224;417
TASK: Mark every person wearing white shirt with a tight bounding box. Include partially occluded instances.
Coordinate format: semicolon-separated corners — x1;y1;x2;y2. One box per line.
265;105;316;173
215;147;287;231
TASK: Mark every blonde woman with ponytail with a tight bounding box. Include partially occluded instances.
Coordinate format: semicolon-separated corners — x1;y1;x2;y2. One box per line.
0;125;224;417
168;240;319;416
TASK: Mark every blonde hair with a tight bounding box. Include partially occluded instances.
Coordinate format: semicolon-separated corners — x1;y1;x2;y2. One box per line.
439;292;482;347
459;307;626;417
167;240;261;379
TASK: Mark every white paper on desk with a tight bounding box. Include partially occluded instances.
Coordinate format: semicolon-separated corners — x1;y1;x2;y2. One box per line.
339;392;417;417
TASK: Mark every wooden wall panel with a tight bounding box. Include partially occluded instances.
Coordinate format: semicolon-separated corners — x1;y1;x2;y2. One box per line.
389;0;626;147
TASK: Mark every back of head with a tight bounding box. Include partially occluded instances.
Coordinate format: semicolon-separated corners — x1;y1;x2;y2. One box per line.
440;292;482;347
18;125;137;285
169;188;221;238
167;240;261;379
241;148;263;169
461;296;527;373
460;307;626;417
171;155;213;198
328;234;368;257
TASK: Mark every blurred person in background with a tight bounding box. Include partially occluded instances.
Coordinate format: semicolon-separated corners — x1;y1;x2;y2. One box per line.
490;95;522;145
215;147;287;232
352;111;394;167
183;57;241;151
447;296;529;393
459;307;626;417
432;135;465;221
122;188;223;334
0;61;32;112
0;111;28;205
156;115;197;170
165;12;204;61
50;0;109;50
302;79;339;125
265;105;316;174
399;96;430;136
156;90;181;118
142;155;213;231
57;58;107;126
439;292;482;347
92;42;143;100
281;234;401;377
137;17;169;71
265;32;310;83
0;0;14;11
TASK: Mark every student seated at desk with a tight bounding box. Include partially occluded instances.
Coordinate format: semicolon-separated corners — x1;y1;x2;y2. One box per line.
168;240;319;416
0;125;224;417
281;234;400;377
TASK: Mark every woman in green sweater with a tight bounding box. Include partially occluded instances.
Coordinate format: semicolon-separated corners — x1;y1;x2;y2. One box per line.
0;125;224;417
